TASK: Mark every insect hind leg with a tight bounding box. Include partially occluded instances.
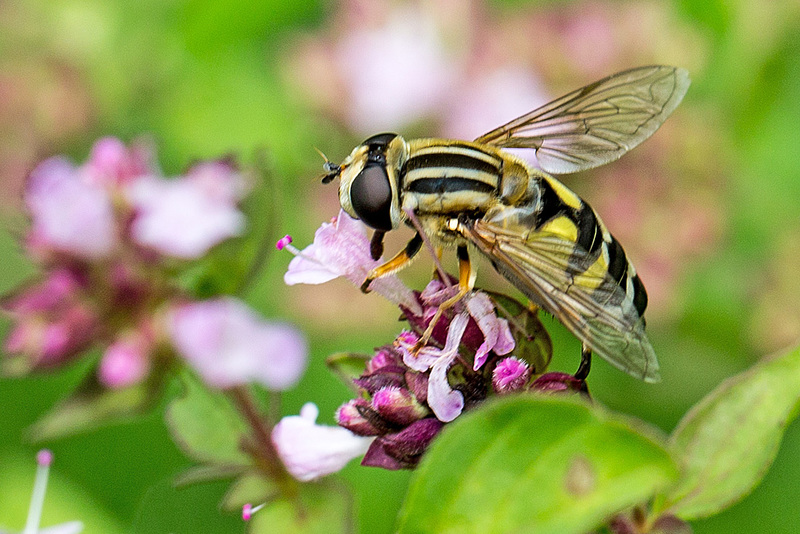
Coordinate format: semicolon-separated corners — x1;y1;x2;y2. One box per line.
415;246;476;350
575;344;592;380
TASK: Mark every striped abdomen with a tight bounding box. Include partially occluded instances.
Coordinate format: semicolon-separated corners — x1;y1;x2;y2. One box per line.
533;173;648;318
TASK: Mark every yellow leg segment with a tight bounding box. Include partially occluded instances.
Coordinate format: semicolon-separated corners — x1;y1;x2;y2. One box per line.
361;233;423;293
416;246;476;350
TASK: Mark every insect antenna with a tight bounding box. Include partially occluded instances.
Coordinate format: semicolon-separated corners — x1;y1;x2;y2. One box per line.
314;147;342;184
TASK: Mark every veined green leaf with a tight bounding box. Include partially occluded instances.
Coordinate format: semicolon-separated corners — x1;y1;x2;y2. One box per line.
398;396;677;534
659;344;800;519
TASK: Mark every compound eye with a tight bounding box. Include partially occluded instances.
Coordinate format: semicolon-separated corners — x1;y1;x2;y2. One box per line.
350;163;393;231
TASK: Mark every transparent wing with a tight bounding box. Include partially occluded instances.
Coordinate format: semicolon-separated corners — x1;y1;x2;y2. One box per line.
473;65;690;175
461;218;660;382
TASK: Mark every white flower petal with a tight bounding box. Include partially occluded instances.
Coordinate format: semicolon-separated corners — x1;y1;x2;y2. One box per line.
272;403;373;481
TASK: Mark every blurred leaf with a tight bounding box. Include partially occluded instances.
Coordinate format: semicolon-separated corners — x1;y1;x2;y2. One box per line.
398;396;677;534
326;352;371;392
658;344;800;519
221;471;278;512
489;292;553;374
27;365;165;442
179;154;278;298
165;374;250;465
247;483;355;534
174;464;248;487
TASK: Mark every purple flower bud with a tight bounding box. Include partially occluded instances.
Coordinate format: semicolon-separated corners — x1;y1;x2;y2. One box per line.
2;269;82;315
530;372;589;395
362;418;445;470
353;365;406;394
336;399;381;436
404;370;428;404
366;348;399;373
492;357;531;393
372;386;427;425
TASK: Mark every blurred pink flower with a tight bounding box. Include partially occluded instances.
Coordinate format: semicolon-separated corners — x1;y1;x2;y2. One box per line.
25;156;117;258
82;136;154;187
333;3;460;132
272;403;373;481
283;210;421;314
127;164;246;259
98;332;153;389
168;297;307;390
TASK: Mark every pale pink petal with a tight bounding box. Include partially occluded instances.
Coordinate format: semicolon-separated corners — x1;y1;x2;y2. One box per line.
272;403;373;481
284;211;421;314
168;298;307;390
424;313;468;422
26;157;117;258
127;175;245;259
466;292;515;370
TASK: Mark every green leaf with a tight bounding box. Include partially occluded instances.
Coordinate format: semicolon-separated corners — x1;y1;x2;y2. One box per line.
326;352;371;391
27;365;165;441
247;483;355;534
222;471;278;512
659;345;800;519
398;396;677;534
165;375;250;465
489;292;552;374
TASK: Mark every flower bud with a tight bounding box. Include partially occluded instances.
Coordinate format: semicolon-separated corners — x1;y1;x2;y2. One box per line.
530;372;589;395
362;418;445;469
372;386;428;425
336;399;380;436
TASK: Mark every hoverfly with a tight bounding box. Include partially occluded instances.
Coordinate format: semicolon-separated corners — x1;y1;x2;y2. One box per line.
321;65;690;383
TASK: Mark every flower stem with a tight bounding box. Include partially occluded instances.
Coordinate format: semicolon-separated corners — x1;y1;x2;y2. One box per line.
228;387;299;500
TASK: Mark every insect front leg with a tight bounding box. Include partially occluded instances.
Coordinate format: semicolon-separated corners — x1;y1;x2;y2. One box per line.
360;232;423;293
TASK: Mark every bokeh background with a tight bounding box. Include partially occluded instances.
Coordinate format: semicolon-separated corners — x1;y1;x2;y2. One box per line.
1;0;799;532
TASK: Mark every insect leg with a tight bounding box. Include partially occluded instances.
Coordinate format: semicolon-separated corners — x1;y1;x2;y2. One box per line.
369;230;386;261
360;232;423;293
575;343;592;380
416;246;477;349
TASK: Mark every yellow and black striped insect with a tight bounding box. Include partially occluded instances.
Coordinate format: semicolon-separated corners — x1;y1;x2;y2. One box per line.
322;65;690;382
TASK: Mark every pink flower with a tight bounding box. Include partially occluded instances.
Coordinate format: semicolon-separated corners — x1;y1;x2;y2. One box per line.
283;210;421;314
333;4;460;133
127;164;246;259
25;156;117;258
272;403;373;481
168;297;307;390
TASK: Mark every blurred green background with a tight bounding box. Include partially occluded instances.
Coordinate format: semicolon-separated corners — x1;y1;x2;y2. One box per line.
1;0;799;532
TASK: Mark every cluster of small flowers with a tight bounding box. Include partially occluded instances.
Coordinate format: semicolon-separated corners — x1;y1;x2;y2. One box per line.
272;210;587;480
3;138;307;392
